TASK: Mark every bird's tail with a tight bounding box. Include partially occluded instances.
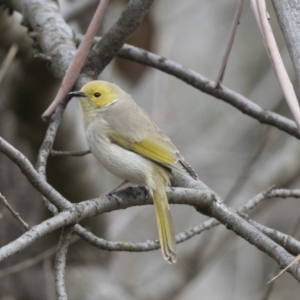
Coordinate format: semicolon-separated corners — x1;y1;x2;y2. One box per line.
152;177;176;264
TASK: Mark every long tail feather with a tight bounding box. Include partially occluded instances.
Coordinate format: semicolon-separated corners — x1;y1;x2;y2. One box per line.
152;182;176;263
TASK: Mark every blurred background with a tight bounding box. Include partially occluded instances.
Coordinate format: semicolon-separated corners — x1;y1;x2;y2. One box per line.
1;0;300;299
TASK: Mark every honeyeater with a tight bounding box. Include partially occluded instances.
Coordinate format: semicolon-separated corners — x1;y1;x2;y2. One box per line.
69;80;198;263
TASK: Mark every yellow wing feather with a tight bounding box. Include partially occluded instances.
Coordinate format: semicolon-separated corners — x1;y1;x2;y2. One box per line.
109;132;198;180
110;133;178;169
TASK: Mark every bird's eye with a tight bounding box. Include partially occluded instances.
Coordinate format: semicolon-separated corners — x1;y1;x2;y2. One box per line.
94;92;101;98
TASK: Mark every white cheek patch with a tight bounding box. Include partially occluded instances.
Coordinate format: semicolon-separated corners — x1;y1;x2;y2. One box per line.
102;99;119;108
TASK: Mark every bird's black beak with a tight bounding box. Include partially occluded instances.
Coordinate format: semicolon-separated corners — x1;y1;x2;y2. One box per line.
68;91;86;99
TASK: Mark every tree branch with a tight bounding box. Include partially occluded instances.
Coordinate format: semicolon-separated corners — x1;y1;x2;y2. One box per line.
3;0;299;139
36;101;69;214
55;226;74;300
0;192;30;231
84;0;155;77
272;0;300;91
42;0;110;120
3;0;75;79
115;42;299;139
0;235;80;279
3;0;299;142
0;136;72;211
252;0;300;132
215;0;244;87
0;188;213;262
1;185;300;280
245;215;300;256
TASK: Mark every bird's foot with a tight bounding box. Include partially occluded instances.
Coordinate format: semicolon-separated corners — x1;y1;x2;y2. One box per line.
140;186;150;199
104;180;128;195
101;180;128;205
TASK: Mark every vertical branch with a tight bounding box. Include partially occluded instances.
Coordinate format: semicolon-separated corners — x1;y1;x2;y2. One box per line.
55;226;74;300
251;0;300;132
85;0;155;76
215;0;244;88
272;0;300;92
36;101;69;214
42;0;110;120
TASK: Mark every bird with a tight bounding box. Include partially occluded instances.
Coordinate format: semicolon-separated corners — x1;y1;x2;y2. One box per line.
69;80;198;263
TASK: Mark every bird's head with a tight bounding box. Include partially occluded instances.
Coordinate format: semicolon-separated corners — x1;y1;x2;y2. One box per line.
69;80;120;108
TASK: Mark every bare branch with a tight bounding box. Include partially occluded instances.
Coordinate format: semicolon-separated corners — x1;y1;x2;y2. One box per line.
3;0;76;80
215;0;244;87
0;192;30;231
0;188;214;262
36;101;69;214
42;0;109;120
1;186;300;280
3;0;154;112
0;235;80;279
4;0;299;140
252;0;300;132
50;150;91;157
114;42;300;139
3;127;300;280
268;253;300;284
84;0;155;77
55;226;74;300
246;216;300;256
272;0;300;93
0;136;72;211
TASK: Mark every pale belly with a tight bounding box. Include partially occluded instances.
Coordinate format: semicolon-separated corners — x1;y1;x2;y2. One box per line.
88;135;154;186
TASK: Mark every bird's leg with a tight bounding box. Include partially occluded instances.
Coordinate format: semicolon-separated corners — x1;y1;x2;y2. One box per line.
140;185;150;199
101;180;128;205
104;180;129;195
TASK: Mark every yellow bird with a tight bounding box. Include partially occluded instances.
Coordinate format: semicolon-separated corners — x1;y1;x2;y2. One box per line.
69;81;198;263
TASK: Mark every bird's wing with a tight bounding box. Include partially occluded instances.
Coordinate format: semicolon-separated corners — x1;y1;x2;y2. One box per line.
109;132;199;180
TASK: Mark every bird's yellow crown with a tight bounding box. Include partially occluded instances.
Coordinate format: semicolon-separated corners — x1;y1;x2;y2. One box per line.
80;80;119;107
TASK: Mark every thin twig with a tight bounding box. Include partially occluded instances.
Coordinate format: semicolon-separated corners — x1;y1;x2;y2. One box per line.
215;0;244;88
268;253;300;284
3;121;300;277
251;0;300;133
6;0;300;140
0;192;30;231
37;101;70;214
0;235;80;279
247;206;300;284
42;0;110;120
0;186;291;254
244;215;300;256
85;0;155;78
0;136;72;211
114;42;300;139
55;226;74;300
50;149;91;157
0;43;18;85
1;186;300;280
271;0;300;92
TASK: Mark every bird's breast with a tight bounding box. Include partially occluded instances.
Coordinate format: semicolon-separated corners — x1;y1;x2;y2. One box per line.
85;123;154;186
